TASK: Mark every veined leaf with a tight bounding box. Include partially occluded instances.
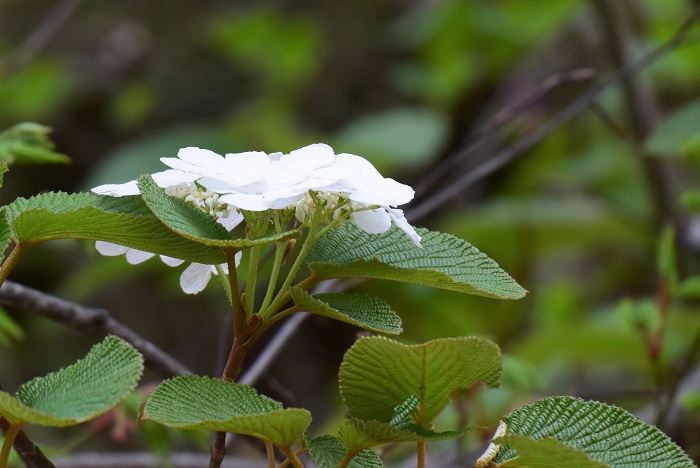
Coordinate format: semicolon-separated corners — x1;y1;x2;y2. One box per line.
489;396;694;467
306;223;526;299
1;192;225;264
0;336;143;426
339;336;501;426
308;435;382;468
290;289;402;334
140;375;311;448
493;435;608;467
138;175;300;248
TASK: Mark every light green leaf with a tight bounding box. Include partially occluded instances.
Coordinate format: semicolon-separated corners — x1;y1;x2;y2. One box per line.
307;223;526;300
0;336;143;426
645;98;700;154
679;276;700;299
490;396;694;467
339;336;501;426
2;192;225;264
138;175;300;248
140;375;311;448
492;435;608;467
290;289;402;334
308;435;383;468
0;123;70;165
335;108;449;172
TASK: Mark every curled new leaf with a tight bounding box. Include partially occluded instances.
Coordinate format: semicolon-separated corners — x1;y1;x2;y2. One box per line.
0;336;143;427
306;222;526;299
139;375;311;449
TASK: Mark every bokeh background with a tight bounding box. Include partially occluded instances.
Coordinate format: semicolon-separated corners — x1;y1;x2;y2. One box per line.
2;0;700;466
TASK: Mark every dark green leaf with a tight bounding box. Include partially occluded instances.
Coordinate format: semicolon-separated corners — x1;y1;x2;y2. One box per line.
308;435;382;468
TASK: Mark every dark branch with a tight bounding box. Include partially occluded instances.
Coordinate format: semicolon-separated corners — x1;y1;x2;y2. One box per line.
0;280;193;376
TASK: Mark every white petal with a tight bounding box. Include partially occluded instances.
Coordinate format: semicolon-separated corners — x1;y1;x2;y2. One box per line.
219;193;276;211
287;143;335;166
349;178;415;206
176;147;225;171
351;208;392;234
152;169;199;187
160;256;185;267
95;241;129;256
388;208;422;247
198;177;237;194
125;249;156;265
91;181;139;197
180;263;213;294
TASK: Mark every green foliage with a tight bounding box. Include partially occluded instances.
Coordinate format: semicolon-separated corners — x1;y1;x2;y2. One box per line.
140;376;311;449
493;434;608;467
488;397;694;467
339;336;501;425
645;97;700;154
0;306;23;346
0;123;69;165
335;108;449;172
307;222;527;299
290;289;402;334
307;435;383;468
0;192;225;264
0;336;143;426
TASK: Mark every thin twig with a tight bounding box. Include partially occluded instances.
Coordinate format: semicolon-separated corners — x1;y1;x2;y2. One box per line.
0;415;56;468
0;0;84;77
406;7;700;222
0;280;193;376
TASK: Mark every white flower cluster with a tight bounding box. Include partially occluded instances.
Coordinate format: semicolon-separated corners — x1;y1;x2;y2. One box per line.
92;143;420;293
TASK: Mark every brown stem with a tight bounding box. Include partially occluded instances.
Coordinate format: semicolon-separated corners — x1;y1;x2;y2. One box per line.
208;431;227;468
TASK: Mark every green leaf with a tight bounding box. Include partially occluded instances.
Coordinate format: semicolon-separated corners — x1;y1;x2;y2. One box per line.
308;435;383;468
138;175;300;248
657;225;678;289
679;276;700;299
339;336;501;426
645;97;700;154
0;306;23;346
307;223;526;300
335;108;449;172
290;289;402;334
0;336;143;426
490;396;694;467
2;192;225;264
140;375;311;448
492;435;608;467
0;123;70;165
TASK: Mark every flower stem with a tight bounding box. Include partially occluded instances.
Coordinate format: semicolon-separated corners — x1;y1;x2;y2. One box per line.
0;243;27;288
417;440;426;468
0;422;21;468
265;440;275;468
260;240;288;313
262;207;323;319
337;452;356;468
245;245;261;314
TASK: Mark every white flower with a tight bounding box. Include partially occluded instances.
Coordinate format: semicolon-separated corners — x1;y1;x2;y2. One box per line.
95;241;241;294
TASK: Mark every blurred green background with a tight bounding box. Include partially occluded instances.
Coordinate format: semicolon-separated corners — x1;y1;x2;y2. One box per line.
2;0;700;465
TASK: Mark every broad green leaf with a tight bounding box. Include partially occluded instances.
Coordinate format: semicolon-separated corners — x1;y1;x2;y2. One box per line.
339;336;501;426
140;375;311;448
0;123;70;165
138;175;300;248
290;288;402;334
490;396;694;467
2;192;225;264
307;223;526;300
491;435;608;467
308;435;382;468
0;336;143;426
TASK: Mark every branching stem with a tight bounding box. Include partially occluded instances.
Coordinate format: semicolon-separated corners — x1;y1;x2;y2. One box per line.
0;244;27;287
0;422;21;468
